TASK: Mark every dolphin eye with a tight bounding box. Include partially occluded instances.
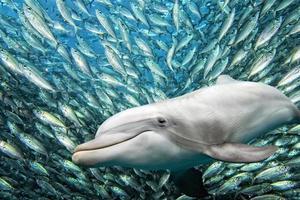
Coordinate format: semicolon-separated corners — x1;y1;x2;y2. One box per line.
157;117;167;127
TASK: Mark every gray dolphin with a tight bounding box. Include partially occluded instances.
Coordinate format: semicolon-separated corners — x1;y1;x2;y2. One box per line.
72;75;300;170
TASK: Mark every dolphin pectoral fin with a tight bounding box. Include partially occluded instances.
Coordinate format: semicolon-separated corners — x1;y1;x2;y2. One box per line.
171;168;209;198
216;75;239;85
204;143;278;163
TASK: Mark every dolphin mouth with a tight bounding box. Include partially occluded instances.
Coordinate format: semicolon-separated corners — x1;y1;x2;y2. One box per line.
73;130;150;153
72;130;152;166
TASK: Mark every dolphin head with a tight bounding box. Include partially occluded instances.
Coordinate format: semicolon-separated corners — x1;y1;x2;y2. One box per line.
72;102;207;170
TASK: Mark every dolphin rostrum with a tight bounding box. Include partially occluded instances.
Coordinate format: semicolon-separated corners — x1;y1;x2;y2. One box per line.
72;75;300;195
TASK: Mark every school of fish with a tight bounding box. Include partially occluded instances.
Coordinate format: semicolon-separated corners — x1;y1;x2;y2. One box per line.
0;0;300;199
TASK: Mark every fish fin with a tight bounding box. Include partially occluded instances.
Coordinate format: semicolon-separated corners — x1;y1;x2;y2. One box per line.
171;168;209;198
250;48;258;59
216;75;239;84
204;143;278;163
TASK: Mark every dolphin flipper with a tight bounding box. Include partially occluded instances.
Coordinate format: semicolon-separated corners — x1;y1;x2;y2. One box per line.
216;75;239;84
204;143;278;163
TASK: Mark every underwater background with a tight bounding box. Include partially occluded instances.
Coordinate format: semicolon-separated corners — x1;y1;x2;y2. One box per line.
0;0;300;199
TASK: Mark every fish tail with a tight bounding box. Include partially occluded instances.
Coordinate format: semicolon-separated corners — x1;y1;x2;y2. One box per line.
88;0;94;7
250;47;258;59
55;42;62;52
74;26;78;34
95;56;102;65
44;153;49;163
115;39;121;50
74;25;82;34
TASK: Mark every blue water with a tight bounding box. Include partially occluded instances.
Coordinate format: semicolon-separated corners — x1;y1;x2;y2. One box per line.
0;0;299;199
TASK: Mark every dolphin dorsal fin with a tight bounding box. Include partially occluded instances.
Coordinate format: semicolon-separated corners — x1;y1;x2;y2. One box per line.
216;75;239;85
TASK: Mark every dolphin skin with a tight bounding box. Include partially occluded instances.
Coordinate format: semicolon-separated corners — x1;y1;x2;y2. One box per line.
72;75;300;196
73;75;300;168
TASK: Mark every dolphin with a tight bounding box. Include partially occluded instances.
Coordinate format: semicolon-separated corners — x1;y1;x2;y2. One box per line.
72;75;300;196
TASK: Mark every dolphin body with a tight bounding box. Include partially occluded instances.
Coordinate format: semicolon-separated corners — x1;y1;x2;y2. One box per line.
72;75;300;196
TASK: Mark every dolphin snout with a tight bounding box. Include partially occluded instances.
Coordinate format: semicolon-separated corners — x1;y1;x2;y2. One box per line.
73;138;101;153
72;152;82;165
74;133;125;153
74;132;138;153
72;150;106;166
72;131;144;166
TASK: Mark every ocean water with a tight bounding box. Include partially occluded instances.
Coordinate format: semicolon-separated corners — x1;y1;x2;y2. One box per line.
0;0;300;199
